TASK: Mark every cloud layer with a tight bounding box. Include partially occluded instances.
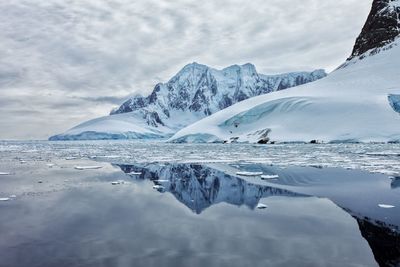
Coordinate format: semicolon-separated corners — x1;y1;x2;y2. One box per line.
0;0;371;139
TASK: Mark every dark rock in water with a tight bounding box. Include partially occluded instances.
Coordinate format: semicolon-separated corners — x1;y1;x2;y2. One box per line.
349;0;400;59
354;216;400;267
257;138;270;144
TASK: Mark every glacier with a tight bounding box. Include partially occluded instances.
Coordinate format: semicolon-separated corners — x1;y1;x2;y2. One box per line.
49;64;326;140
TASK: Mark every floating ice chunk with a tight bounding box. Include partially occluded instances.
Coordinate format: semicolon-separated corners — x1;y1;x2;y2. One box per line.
65;157;78;160
0;172;11;175
378;204;395;209
153;185;165;190
156;180;169;183
47;163;55;168
74;166;102;170
261;175;279;180
0;197;10;201
257;203;268;209
9;195;16;198
236;171;263;176
128;172;142;175
19;160;27;164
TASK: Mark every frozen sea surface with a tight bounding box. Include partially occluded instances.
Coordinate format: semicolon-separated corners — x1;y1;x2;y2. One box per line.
0;141;399;267
1;140;400;175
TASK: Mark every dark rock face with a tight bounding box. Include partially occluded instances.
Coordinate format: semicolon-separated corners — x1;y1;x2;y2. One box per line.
350;0;400;59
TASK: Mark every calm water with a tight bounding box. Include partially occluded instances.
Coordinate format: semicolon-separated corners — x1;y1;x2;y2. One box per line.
0;141;399;267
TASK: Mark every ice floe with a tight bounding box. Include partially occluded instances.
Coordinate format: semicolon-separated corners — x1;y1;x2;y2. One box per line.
257;203;268;209
236;171;263;176
378;204;395;209
0;172;11;175
111;180;126;185
153;185;165;190
128;172;142;175
0;198;10;201
261;174;279;180
74;166;103;170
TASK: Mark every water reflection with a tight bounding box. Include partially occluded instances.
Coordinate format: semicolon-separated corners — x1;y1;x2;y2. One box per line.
116;163;400;267
116;163;306;214
391;176;400;189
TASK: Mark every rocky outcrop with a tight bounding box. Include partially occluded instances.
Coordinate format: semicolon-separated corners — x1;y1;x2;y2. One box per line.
350;0;400;59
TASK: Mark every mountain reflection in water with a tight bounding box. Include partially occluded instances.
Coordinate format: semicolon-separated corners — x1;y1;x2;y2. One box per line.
117;163;400;267
116;163;306;214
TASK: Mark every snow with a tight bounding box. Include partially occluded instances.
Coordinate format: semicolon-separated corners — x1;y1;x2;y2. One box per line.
128;172;142;175
388;94;400;113
257;203;268;209
50;112;173;141
169;39;400;144
74;166;103;170
111;180;126;185
378;204;395;209
152;185;165;190
236;171;263;176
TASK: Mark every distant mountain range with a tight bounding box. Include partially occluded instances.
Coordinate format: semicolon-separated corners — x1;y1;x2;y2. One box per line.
49;64;326;140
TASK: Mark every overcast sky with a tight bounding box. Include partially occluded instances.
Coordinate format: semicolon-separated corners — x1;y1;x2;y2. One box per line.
0;0;372;140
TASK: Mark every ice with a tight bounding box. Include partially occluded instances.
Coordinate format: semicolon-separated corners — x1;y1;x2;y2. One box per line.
74;166;103;170
388;94;400;114
378;204;395;209
156;180;169;183
153;185;165;190
65;157;78;160
9;195;16;198
0;197;10;201
236;171;263;176
1;141;400;177
111;180;126;185
128;172;142;175
261;174;279;180
257;203;268;209
46;163;55;168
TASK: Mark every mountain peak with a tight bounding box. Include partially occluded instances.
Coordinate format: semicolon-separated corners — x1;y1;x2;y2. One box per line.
349;0;400;59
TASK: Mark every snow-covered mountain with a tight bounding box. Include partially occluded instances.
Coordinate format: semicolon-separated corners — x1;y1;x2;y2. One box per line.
169;0;400;144
49;64;326;140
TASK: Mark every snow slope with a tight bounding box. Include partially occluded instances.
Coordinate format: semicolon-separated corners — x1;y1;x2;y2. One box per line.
50;64;326;140
169;39;400;143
